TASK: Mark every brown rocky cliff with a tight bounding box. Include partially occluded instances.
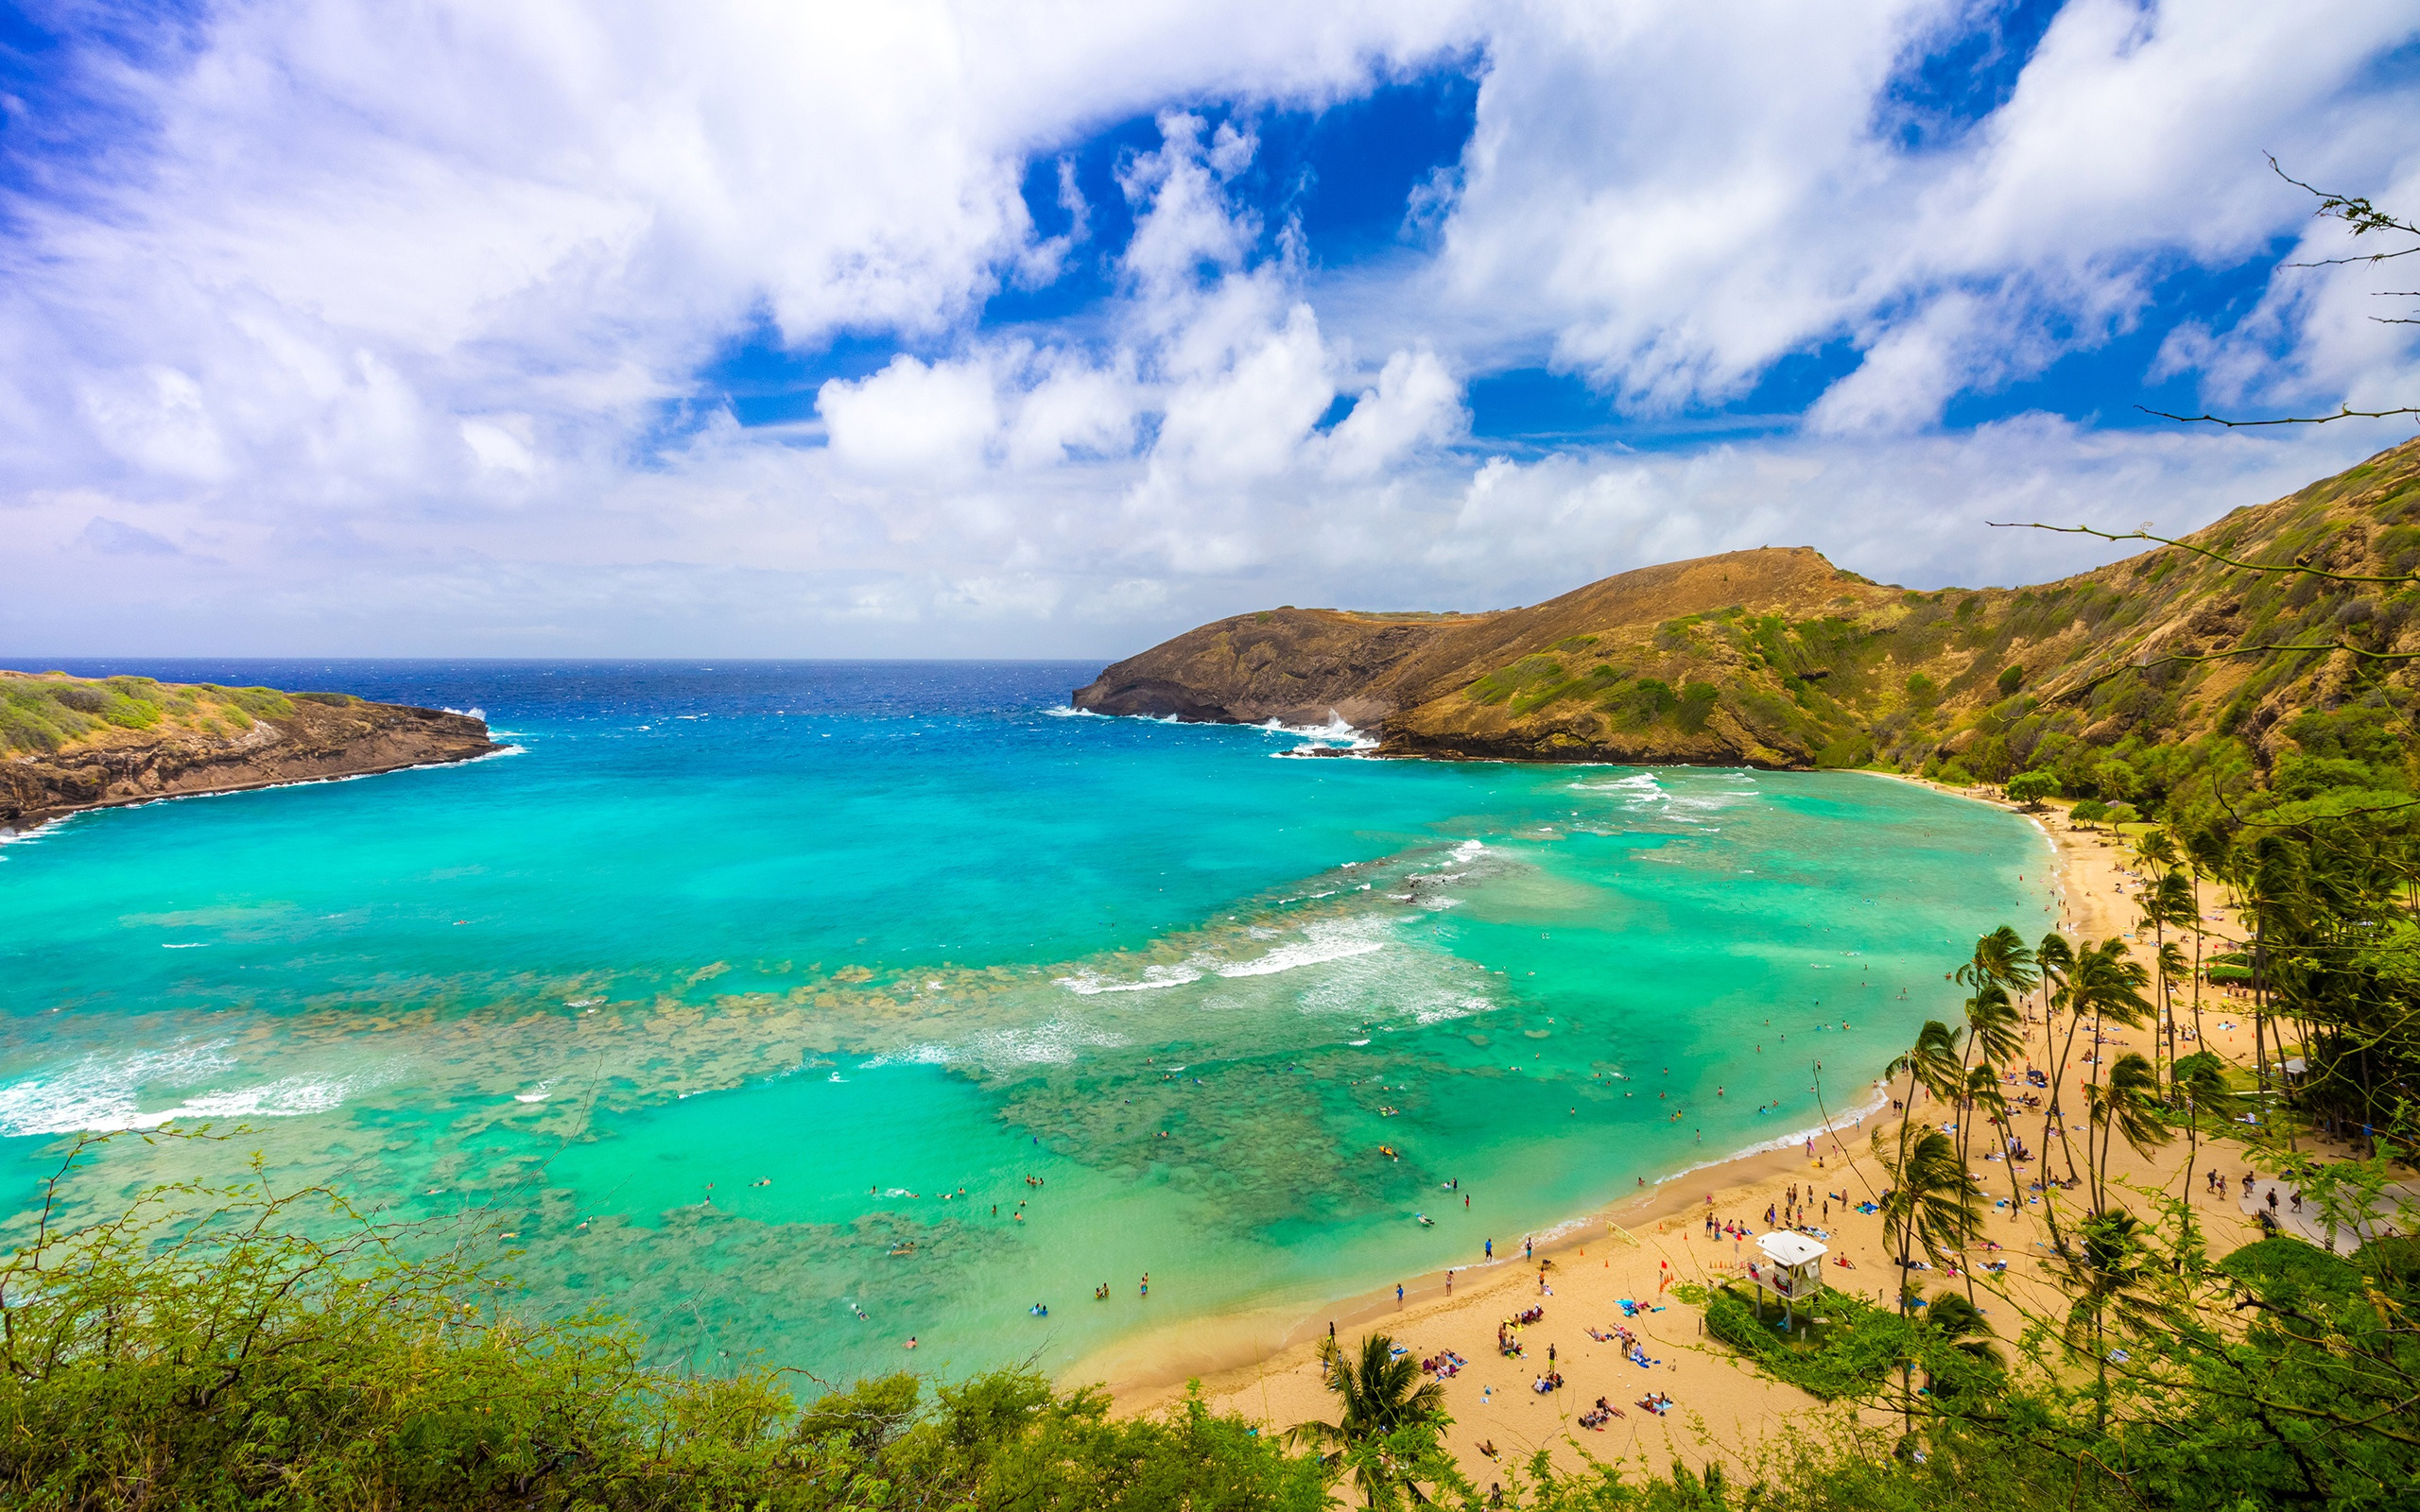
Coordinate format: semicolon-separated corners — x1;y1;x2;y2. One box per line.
1;695;502;831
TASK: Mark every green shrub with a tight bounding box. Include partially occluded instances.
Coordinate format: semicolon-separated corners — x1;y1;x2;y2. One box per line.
1675;680;1720;734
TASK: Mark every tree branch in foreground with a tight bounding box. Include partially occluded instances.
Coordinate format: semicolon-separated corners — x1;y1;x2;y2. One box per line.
2134;403;2420;428
1987;521;2419;585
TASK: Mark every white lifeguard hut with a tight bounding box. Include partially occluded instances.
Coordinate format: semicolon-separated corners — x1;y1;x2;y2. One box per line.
1750;1230;1828;1329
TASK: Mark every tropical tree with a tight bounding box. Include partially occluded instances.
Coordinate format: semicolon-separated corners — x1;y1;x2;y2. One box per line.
2061;1208;2156;1434
2085;1052;2171;1215
1914;1289;2005;1401
2228;836;2302;1124
1945;1064;2020;1303
2035;936;2089;1185
2139;868;2196;1082
1876;1129;1986;1430
2172;1049;2238;1262
1287;1332;1447;1507
1952;977;2026;1250
1884;1020;1964;1285
2179;823;2230;1058
1950;930;2034;1231
2068;939;2154;1192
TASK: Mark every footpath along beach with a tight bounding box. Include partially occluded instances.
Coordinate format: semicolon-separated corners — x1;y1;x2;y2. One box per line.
1092;780;2302;1483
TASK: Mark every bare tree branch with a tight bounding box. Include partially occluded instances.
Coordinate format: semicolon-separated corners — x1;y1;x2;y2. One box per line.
2135;404;2420;428
1984;521;2418;585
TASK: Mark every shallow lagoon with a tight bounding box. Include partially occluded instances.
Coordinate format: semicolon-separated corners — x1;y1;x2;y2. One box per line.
0;660;2048;1384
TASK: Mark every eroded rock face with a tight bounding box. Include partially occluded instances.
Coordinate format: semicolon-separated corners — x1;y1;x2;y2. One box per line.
1;698;501;831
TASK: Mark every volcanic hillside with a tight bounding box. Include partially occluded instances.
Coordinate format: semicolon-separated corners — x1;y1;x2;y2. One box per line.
1075;437;2420;779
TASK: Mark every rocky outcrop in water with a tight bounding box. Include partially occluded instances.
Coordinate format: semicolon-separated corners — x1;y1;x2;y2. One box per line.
1;678;500;831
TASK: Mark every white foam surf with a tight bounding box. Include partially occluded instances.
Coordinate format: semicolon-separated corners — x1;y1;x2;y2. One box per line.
1054;963;1206;995
0;1040;380;1137
1213;918;1389;978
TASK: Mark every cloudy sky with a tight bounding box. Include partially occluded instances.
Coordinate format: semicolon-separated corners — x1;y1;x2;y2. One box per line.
3;1;2417;658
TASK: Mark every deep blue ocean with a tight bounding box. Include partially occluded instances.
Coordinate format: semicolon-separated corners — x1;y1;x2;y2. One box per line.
0;659;2049;1384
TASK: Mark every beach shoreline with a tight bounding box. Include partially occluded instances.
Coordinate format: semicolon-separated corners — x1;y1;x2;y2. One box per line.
1081;771;2245;1478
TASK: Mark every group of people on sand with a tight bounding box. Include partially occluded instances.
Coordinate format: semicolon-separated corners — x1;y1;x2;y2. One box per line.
1530;1369;1565;1394
1578;1396;1623;1430
1418;1349;1469;1378
1495;1304;1546;1359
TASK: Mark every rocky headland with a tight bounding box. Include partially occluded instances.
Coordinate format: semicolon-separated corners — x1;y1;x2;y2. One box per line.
1;671;501;832
1075;436;2420;775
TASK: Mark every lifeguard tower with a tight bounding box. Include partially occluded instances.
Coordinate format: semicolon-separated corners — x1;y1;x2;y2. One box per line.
1749;1230;1827;1329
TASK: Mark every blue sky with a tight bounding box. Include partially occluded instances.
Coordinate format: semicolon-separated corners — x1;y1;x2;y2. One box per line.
2;1;2416;656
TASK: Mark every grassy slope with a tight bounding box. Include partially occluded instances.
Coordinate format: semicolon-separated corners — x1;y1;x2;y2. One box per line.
0;670;359;758
1380;436;2420;790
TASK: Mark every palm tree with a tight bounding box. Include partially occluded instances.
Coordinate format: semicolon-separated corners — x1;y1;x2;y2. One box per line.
1958;924;2039;1002
2034;936;2086;1189
1884;1021;1963;1287
2181;826;2229;1059
2229;837;2300;1125
2062;1208;2155;1433
1915;1289;2005;1401
2085;1052;2170;1215
2067;940;2153;1198
1952;1064;2016;1300
1950;929;2031;1242
1952;979;2026;1251
1288;1332;1448;1507
1876;1129;1985;1430
2155;939;2189;1088
2173;1050;2239;1264
2139;868;2194;1083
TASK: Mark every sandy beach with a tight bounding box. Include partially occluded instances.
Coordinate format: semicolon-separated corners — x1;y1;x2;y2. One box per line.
1088;779;2306;1484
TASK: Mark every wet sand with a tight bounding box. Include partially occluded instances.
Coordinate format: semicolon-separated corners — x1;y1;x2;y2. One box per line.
1084;782;2293;1484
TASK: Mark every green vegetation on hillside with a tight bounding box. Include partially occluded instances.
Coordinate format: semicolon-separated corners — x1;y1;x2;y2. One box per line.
0;672;349;755
1440;438;2420;776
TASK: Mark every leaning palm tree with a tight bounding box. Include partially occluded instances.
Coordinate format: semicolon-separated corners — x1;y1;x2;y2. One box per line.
2085;1052;2171;1215
1288;1332;1448;1507
1951;1065;2016;1299
2154;939;2189;1088
2061;1208;2156;1434
2181;825;2229;1057
2139;869;2195;1083
2066;939;2153;1194
1957;925;2039;1002
1884;1021;1963;1274
2173;1050;2239;1264
2228;837;2301;1122
1876;1129;1985;1430
1916;1288;2005;1400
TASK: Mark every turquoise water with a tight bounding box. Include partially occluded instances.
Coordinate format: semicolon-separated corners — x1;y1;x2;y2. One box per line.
0;660;2050;1385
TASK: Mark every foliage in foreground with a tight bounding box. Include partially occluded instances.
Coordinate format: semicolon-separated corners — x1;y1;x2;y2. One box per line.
9;1131;2420;1511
